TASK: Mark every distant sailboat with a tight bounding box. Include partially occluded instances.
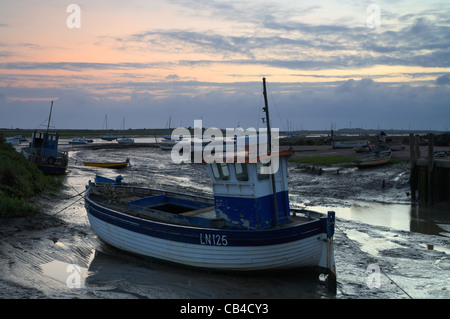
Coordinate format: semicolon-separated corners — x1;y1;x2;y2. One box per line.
101;115;117;141
158;116;181;150
117;118;134;144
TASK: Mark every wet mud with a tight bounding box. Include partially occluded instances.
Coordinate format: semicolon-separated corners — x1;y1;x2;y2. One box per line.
1;138;449;299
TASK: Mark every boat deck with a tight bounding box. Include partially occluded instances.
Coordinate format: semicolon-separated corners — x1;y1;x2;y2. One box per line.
87;185;319;230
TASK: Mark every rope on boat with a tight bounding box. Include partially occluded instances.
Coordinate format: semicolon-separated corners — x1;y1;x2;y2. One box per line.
335;223;413;299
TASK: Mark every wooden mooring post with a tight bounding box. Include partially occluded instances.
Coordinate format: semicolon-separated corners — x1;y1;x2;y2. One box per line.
427;134;434;206
410;133;450;206
409;133;417;201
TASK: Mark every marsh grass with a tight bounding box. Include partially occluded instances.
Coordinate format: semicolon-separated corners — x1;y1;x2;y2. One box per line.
0;135;63;217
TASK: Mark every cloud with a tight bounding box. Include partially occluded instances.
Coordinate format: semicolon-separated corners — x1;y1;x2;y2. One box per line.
1;1;449;131
1;78;449;131
165;74;180;81
0;62;168;71
110;13;450;70
436;74;450;85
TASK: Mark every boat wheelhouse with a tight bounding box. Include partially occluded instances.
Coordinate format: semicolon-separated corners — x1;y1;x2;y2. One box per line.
22;130;68;175
204;149;292;230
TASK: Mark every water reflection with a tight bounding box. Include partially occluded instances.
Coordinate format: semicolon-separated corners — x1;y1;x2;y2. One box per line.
84;249;331;299
410;205;450;237
308;200;450;238
41;260;89;288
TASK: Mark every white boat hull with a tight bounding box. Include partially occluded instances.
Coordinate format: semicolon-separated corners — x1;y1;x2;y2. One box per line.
86;206;331;271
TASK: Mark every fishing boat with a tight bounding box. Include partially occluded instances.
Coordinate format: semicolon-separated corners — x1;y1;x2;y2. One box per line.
352;145;392;168
84;79;336;291
21;101;69;175
83;158;131;169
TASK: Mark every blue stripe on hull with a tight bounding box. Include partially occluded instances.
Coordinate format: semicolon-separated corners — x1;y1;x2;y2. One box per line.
85;195;326;247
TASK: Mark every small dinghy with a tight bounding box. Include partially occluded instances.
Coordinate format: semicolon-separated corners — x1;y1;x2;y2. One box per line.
83;158;131;169
352;145;392;168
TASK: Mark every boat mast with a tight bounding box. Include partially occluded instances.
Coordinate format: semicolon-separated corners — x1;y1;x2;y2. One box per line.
262;78;279;226
262;79;272;155
46;100;53;134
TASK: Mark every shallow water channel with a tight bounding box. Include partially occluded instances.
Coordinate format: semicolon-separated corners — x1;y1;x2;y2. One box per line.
1;138;449;299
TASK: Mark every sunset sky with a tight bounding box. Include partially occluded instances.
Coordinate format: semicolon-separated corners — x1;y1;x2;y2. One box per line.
1;0;449;131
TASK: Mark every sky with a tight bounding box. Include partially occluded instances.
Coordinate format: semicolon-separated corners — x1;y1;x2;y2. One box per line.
0;0;449;131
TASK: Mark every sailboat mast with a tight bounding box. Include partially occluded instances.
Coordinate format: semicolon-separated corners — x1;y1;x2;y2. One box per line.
46;100;53;134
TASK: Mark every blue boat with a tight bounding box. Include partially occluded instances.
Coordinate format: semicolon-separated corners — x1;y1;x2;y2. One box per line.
84;79;336;290
22;101;68;175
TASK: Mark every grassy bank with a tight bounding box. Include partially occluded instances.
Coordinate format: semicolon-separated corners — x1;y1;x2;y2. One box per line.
0;135;63;217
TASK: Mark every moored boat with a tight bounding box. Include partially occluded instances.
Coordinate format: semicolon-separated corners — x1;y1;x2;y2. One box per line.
85;151;335;274
116;118;134;144
69;137;92;144
117;137;135;144
352;145;392;168
21;101;68;175
100;136;118;141
84;79;337;291
83;158;131;169
100;115;117;141
6;137;21;145
158;136;183;150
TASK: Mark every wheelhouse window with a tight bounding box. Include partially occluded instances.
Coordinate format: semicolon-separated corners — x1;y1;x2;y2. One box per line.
235;163;249;181
211;162;230;180
257;162;270;181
